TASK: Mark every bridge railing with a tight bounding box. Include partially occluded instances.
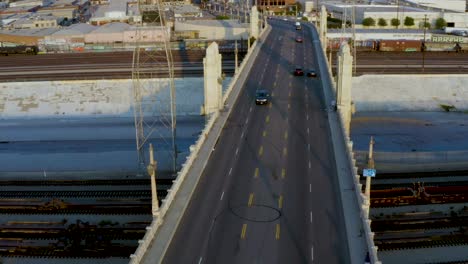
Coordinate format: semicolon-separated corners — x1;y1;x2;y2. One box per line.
308;22;381;264
129;24;272;264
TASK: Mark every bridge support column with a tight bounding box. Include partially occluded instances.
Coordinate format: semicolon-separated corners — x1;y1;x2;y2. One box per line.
336;42;353;136
250;6;259;39
319;5;327;54
203;42;223;115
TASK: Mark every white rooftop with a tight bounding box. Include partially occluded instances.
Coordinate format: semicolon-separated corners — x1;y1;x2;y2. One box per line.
173;4;201;14
0;27;60;36
179;19;246;28
51;23;96;35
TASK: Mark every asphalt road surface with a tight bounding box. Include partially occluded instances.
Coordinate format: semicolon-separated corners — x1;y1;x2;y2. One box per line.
162;21;350;263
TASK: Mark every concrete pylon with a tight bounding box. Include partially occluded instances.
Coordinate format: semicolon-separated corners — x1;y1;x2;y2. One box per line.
250;6;259;39
203;42;223;115
336;42;353;136
319;5;328;53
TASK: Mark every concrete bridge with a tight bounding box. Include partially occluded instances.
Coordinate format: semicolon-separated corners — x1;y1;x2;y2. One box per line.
129;7;380;264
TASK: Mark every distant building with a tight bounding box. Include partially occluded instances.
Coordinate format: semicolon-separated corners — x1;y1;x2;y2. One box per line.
0;5;40;16
89;0;141;25
84;21;129;42
404;0;465;12
325;2;468;28
9;14;62;28
36;0;89;21
174;19;248;40
0;27;59;45
0;13;30;27
123;25;169;43
43;22;95;48
9;0;44;8
258;0;296;13
173;4;203;21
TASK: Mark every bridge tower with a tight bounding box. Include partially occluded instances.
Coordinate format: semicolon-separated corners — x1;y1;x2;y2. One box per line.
132;0;177;175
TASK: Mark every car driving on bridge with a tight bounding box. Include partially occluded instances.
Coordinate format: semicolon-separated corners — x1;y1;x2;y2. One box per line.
294;67;304;76
255;90;270;105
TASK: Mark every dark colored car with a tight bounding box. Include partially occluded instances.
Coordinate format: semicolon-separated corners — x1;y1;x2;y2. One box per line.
307;70;317;77
294;67;304;76
295;37;303;43
255;89;269;105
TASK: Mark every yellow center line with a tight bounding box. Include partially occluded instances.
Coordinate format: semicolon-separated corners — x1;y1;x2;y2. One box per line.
274;82;277;87
288;103;291;109
278;195;283;209
288;91;291;97
266;116;270;123
254;167;259;178
281;168;286;179
284;131;288;139
259;146;264;156
283;147;287;156
268;103;272;109
248;193;254;207
241;223;247;239
271;91;275;96
289;83;292;88
275;224;280;240
263;130;267;137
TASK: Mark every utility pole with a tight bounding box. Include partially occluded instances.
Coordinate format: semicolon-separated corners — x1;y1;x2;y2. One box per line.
396;0;400;29
235;40;239;73
244;0;247;23
147;143;159;217
422;14;427;72
351;3;356;76
315;0;319;27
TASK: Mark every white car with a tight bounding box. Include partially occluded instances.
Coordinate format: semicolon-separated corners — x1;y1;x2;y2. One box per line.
283;18;287;21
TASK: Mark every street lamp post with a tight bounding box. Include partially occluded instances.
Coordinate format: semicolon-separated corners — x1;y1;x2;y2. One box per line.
147;143;159;217
422;14;427;72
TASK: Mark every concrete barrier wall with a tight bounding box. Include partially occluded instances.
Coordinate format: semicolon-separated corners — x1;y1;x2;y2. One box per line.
0;77;230;118
310;23;381;263
128;24;272;264
352;75;468;112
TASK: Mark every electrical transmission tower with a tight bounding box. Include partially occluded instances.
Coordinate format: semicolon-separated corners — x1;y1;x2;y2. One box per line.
132;0;177;175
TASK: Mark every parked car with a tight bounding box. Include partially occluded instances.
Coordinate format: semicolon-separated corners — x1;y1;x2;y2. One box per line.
295;37;303;43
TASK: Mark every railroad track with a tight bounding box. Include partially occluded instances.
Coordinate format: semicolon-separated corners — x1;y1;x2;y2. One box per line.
0;178;172;186
372;215;468;231
0;190;165;198
0;206;151;215
375;234;468;251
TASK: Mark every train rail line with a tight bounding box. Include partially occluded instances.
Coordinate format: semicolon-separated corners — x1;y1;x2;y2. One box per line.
367;169;468;256
0;190;164;198
0;178;172;186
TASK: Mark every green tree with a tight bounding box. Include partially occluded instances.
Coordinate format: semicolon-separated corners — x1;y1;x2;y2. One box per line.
421;21;431;29
391;18;400;28
435;17;447;29
216;15;230;20
362;17;376;26
404;16;415;26
378;18;387;27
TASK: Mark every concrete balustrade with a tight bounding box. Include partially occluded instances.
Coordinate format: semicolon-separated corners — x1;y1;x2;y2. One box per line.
129;23;272;264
